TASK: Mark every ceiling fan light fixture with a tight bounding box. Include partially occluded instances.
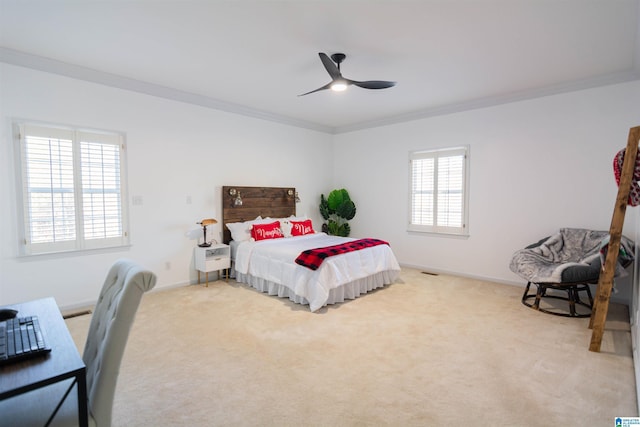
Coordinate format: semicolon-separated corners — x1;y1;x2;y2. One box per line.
330;79;348;92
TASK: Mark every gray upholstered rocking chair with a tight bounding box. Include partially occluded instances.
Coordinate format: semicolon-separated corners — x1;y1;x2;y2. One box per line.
510;228;633;318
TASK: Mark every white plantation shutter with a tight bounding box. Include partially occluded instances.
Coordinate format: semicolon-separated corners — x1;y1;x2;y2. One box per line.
437;154;464;228
409;147;469;235
80;134;123;241
17;124;129;255
22;127;77;249
411;156;435;226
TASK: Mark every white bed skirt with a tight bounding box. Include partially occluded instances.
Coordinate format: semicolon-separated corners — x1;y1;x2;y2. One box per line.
235;270;399;310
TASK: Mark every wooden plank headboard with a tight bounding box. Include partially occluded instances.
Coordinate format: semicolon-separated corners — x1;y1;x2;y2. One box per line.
222;186;296;244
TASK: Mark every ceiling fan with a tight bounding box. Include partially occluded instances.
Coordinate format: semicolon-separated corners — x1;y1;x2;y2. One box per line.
299;52;396;96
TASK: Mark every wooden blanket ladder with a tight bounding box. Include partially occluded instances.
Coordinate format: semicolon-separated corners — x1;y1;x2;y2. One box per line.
589;126;640;352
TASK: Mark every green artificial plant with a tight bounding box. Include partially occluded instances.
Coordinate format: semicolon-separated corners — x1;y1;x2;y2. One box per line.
319;188;357;237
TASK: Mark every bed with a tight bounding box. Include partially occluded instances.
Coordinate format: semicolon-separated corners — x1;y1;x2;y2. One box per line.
222;186;401;311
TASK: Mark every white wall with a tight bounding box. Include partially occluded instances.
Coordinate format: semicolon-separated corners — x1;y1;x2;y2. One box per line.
333;81;640;303
0;63;334;308
2;62;639;309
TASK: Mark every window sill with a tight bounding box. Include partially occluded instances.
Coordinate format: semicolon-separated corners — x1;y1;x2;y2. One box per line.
407;229;469;239
17;244;132;260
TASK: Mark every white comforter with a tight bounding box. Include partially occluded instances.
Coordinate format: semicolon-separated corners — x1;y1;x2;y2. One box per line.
234;233;401;311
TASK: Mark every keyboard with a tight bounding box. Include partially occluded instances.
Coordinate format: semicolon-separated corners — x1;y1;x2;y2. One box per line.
0;316;51;366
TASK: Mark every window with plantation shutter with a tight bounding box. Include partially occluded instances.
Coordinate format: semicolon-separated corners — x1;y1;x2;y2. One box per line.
409;147;469;236
16;123;129;255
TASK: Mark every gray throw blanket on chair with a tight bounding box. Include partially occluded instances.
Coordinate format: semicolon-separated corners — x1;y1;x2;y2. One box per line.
509;228;633;284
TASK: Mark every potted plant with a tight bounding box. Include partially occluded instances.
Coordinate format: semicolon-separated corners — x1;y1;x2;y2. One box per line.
319;188;356;237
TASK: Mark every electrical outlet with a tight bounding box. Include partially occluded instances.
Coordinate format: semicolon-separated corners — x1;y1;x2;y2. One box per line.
165;261;171;270
132;195;143;205
186;195;192;205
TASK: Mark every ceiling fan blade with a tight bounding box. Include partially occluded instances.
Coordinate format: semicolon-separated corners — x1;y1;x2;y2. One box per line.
348;79;396;90
298;82;332;97
318;52;341;80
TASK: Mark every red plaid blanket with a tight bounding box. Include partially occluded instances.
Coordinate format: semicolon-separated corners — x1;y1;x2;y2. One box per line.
295;238;390;270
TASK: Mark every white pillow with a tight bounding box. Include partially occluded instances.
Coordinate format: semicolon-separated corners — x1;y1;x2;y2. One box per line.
280;215;307;237
226;216;262;242
280;219;293;237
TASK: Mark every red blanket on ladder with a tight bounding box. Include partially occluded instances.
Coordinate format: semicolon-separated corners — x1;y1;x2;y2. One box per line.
295;238;390;270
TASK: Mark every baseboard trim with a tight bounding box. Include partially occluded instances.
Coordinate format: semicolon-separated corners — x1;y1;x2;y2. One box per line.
399;263;523;287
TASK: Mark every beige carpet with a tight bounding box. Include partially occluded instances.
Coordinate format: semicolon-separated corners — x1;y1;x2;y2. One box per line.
65;268;638;426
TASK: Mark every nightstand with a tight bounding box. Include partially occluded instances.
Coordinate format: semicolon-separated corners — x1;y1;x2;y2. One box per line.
195;244;230;286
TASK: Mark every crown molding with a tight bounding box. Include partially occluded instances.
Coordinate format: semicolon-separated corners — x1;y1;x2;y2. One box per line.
2;47;639;136
0;47;333;134
335;69;640;134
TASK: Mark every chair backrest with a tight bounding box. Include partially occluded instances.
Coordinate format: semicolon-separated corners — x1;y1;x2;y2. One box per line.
83;259;157;426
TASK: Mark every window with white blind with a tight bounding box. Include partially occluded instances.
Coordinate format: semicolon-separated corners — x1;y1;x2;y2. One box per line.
409;146;469;236
15;123;129;255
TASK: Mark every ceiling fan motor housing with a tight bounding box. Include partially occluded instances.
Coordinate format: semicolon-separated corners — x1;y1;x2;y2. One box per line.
331;53;346;65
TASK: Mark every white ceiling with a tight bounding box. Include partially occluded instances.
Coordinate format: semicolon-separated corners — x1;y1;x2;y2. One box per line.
1;0;639;134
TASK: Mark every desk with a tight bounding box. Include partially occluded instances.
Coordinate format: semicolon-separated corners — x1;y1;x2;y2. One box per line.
0;297;88;427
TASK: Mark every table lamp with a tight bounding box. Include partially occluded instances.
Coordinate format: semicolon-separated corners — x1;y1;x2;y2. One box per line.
196;218;217;247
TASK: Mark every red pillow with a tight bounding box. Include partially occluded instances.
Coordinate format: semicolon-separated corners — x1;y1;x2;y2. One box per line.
252;221;284;241
290;219;315;236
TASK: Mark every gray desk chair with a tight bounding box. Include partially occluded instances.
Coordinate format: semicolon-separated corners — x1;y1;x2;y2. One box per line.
2;259;156;426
